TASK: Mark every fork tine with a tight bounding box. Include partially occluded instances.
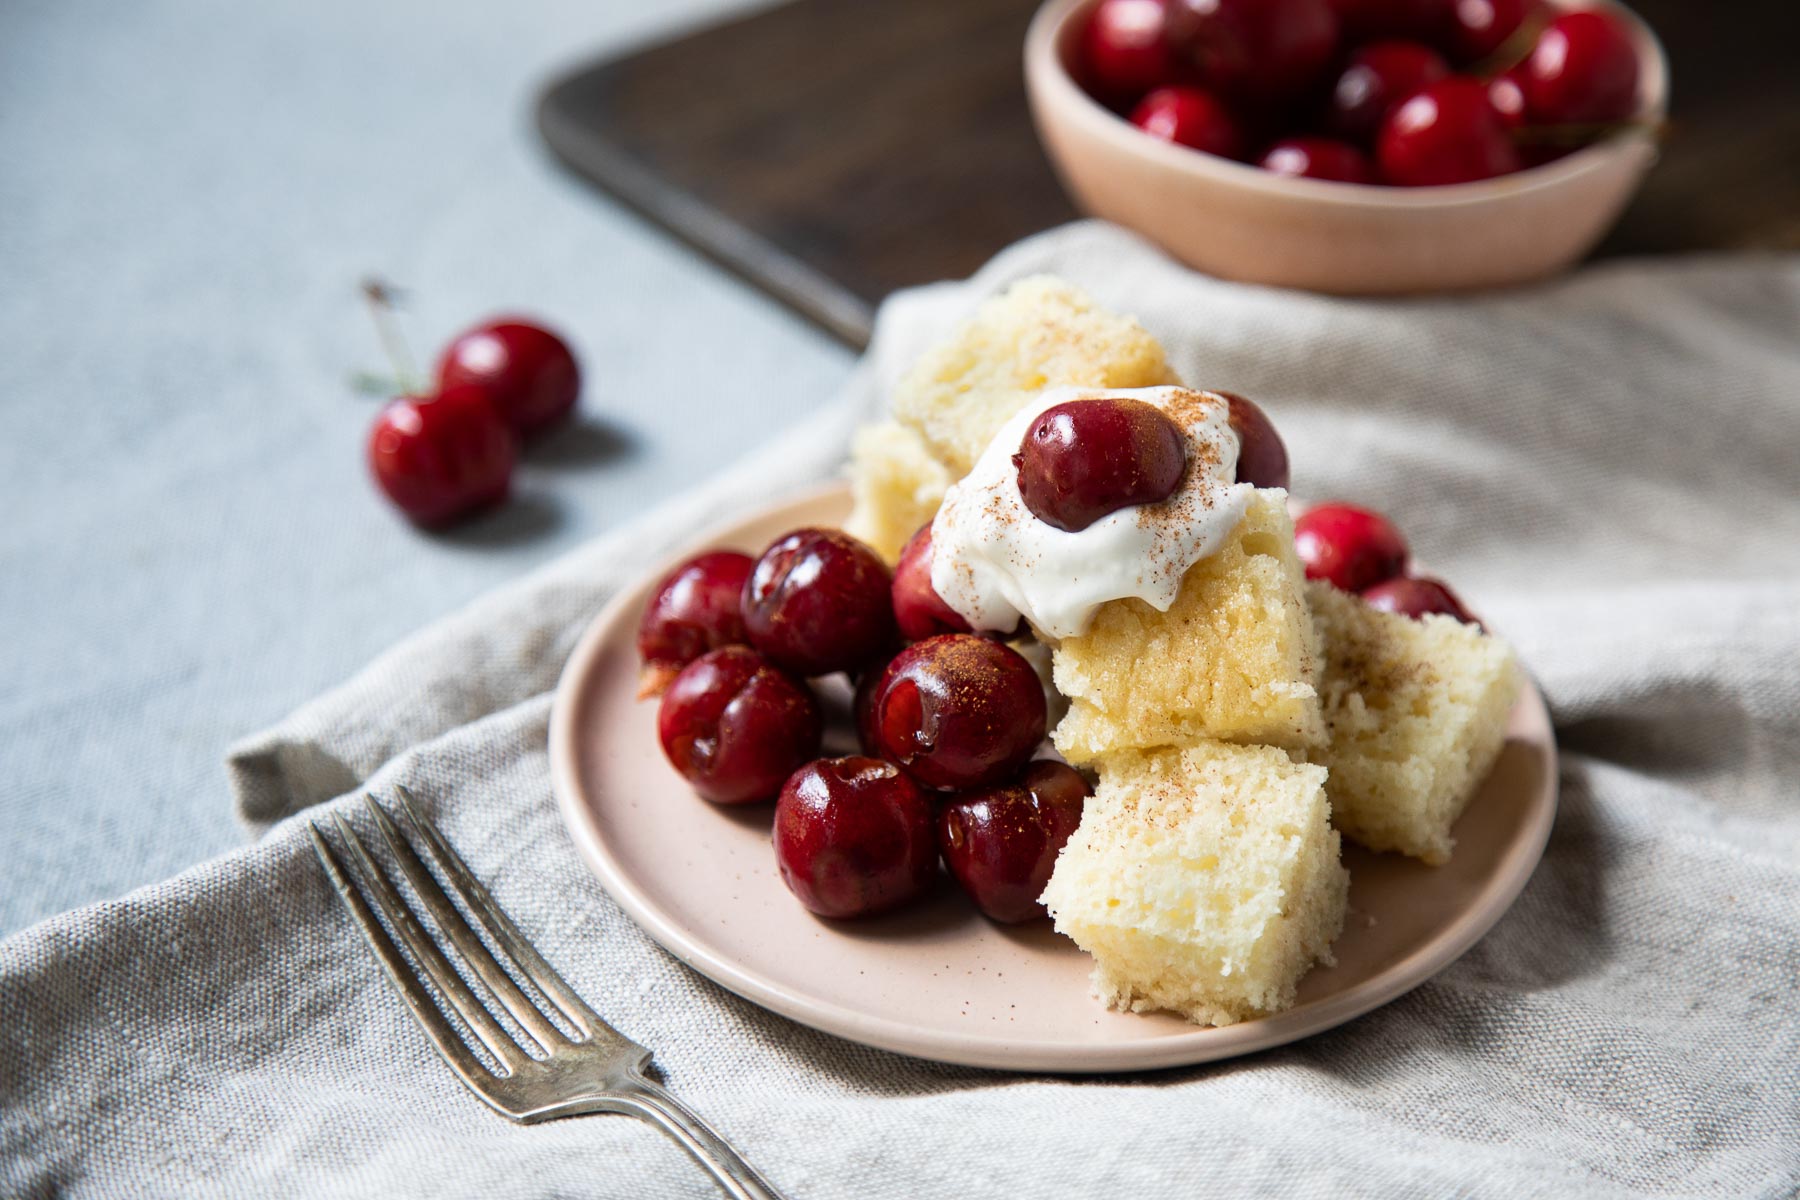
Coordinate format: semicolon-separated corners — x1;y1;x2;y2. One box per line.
309;823;495;1087
363;795;567;1052
326;810;526;1073
393;785;606;1037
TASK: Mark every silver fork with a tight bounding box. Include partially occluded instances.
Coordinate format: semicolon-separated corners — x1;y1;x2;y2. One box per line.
308;785;786;1200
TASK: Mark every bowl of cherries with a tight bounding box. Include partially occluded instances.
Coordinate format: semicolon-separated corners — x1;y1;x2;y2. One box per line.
638;524;1091;926
1024;0;1667;294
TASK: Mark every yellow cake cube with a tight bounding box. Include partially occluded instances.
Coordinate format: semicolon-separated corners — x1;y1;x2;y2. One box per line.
889;276;1179;476
1305;581;1521;864
1051;490;1325;761
842;421;955;562
1040;742;1348;1027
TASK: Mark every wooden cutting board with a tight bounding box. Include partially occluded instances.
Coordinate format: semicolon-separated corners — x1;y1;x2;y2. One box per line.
537;0;1800;349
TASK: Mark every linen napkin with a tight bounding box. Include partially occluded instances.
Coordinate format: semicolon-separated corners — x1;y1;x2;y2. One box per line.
4;223;1797;1199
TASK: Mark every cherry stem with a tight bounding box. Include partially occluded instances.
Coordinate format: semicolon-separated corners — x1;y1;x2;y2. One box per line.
360;277;425;396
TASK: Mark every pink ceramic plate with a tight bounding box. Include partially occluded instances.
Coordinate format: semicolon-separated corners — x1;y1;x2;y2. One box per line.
549;485;1558;1072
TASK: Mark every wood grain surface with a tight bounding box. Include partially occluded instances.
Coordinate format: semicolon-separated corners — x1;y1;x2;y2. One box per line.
537;0;1800;348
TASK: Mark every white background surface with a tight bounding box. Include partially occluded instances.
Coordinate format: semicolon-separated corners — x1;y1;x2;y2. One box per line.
0;0;853;935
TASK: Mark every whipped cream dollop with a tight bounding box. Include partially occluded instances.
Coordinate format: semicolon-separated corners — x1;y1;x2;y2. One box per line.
929;385;1252;640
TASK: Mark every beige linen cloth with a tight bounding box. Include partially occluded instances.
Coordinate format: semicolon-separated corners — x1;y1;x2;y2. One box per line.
4;223;1797;1198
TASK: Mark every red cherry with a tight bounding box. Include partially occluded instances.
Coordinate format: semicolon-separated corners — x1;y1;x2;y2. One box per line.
1442;0;1537;64
1377;77;1521;186
656;647;822;805
774;757;937;919
636;551;754;697
1080;0;1181;106
1325;40;1449;146
1361;575;1477;623
366;386;515;527
742;528;897;677
939;761;1091;923
1217;391;1290;490
1487;65;1529;130
871;635;1047;791
1330;0;1445;43
1165;0;1341;105
1294;503;1409;591
890;524;972;643
1519;10;1640;126
1015;397;1188;533
1128;86;1244;159
1259;136;1377;184
436;318;579;437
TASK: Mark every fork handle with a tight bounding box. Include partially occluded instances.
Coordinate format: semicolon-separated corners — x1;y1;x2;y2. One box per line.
614;1081;788;1200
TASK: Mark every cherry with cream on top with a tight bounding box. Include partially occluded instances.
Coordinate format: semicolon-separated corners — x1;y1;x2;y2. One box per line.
774;756;937;919
1015;396;1189;533
868;634;1047;791
939;760;1091;924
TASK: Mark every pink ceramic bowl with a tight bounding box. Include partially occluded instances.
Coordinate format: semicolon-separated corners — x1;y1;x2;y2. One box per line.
1024;0;1668;294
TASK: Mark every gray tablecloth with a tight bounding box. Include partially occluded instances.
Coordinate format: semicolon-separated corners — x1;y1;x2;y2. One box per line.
4;224;1797;1198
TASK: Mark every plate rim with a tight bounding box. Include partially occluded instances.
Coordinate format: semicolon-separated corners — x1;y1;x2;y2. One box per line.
549;483;1559;1073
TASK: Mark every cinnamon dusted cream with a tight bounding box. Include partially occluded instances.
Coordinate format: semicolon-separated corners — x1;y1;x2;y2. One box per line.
930;386;1253;640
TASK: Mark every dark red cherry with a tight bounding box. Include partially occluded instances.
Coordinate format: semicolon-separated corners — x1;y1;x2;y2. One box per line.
774;756;937;919
1128;86;1244;159
1519;10;1639;126
742;528;897;677
636;551;755;697
939;761;1091;923
1330;0;1445;43
1441;0;1537;64
1294;503;1409;592
1362;575;1477;623
1325;40;1449;145
870;635;1047;791
1259;136;1377;184
1015;397;1188;533
436;318;579;437
367;386;515;527
1216;392;1290;491
890;523;972;643
1165;0;1341;105
1080;0;1181;106
1377;77;1521;186
656;647;823;805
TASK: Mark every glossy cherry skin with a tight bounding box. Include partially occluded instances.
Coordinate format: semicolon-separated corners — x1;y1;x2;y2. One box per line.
774;756;937;919
1080;0;1181;106
656;646;823;805
1128;86;1244;159
1325;40;1448;145
1216;391;1290;491
939;760;1091;923
636;551;755;696
742;528;898;677
436;318;579;437
1362;575;1477;623
1487;65;1529;130
1441;0;1537;64
870;635;1047;791
1378;77;1521;186
890;523;972;643
1519;10;1639;126
1015;397;1188;533
1165;0;1340;105
1259;136;1377;184
367;386;516;527
1294;503;1409;592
